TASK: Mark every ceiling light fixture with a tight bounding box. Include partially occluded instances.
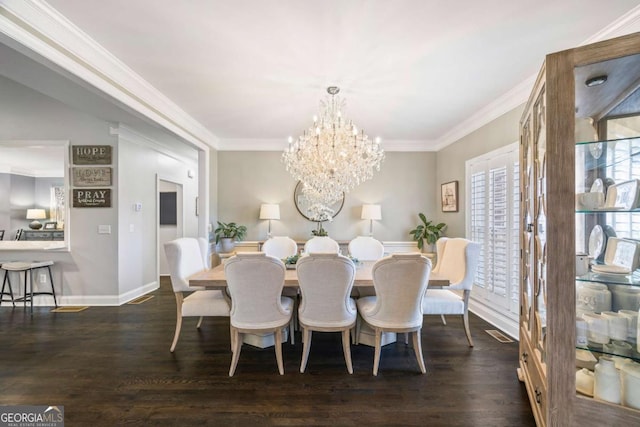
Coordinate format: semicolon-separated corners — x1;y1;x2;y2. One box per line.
585;75;607;87
282;86;384;219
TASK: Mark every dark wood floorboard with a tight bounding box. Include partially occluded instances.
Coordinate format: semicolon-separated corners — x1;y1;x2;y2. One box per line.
0;277;535;426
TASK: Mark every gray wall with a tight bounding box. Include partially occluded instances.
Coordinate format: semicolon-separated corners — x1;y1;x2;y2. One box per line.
217;103;524;244
217;151;437;242
0;73;200;304
435;104;526;237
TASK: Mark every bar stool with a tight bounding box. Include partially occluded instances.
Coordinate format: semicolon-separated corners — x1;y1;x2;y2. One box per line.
0;262;16;307
1;261;58;314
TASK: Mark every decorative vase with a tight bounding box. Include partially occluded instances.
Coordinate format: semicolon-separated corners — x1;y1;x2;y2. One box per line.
219;237;236;254
594;356;621;404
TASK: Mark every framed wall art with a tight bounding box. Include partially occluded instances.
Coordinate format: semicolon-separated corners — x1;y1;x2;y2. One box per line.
441;180;458;212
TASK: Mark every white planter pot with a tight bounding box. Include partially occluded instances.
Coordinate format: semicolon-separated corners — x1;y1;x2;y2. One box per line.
219;237;236;253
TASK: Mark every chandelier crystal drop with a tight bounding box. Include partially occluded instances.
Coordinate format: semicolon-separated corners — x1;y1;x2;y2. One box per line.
282;86;385;212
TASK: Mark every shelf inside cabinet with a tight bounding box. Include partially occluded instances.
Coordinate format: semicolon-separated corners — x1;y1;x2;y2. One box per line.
576;136;640;173
576;208;640;213
577;271;640;287
577;344;640;364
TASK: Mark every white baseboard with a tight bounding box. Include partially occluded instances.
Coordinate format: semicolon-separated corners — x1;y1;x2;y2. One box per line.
468;298;519;340
11;281;161;307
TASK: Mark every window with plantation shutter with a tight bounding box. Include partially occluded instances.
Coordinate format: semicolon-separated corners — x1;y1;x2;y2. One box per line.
466;142;520;324
605;136;640;241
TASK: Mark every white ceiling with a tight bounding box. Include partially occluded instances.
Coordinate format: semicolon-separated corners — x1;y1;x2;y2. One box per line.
27;1;640;150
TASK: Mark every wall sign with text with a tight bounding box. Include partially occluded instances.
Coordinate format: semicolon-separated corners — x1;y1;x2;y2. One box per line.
73;188;111;208
72;145;112;165
72;167;112;187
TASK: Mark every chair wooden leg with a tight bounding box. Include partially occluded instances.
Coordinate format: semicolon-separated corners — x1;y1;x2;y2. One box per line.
196;316;203;328
289;318;295;345
373;328;382;376
229;323;235;351
342;329;353;374
412;330;426;374
229;327;242;376
440;314;447;325
462;312;474;347
275;328;285;375
300;328;312;373
170;297;183;352
355;315;362;345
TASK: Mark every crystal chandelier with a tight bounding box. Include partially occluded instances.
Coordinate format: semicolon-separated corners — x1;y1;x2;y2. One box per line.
282;86;385;212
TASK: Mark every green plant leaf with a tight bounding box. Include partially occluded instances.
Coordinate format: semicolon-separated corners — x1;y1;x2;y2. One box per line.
418;213;427;226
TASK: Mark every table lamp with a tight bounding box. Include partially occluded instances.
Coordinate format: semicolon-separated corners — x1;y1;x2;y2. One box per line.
26;208;47;230
361;204;382;236
259;204;280;238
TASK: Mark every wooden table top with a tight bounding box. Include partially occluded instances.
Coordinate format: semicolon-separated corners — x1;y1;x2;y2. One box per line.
189;261;449;289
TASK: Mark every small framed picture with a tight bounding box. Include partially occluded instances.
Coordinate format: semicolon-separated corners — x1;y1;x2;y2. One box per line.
441;181;458;212
44;221;58;230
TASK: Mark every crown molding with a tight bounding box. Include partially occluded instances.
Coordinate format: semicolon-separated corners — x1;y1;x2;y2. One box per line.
217;139;287;151
432;5;640;151
581;4;640;45
0;0;217;151
217;138;438;152
110;124;199;164
381;140;438;152
432;75;535;151
1;1;639;155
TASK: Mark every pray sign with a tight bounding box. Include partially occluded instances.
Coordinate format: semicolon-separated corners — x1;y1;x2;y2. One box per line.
73;188;111;208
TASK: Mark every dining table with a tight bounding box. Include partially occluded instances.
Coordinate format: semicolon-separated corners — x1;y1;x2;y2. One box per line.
188;259;449;348
188;260;449;290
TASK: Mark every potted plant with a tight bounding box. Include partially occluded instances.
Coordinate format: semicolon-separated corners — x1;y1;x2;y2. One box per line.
311;222;328;236
214;221;247;253
409;213;446;252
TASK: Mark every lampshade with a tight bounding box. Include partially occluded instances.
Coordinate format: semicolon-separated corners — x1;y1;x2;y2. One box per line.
26;209;46;220
361;204;382;221
259;204;280;220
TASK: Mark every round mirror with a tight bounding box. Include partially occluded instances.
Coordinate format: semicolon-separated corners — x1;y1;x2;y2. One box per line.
293;181;345;222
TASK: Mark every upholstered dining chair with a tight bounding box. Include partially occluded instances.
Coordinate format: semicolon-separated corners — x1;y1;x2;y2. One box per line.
356;253;431;375
348;236;384;261
262;236;298;260
225;252;294;376
304;236;340;253
262;235;299;342
422;237;481;347
297;253;357;373
164;237;230;353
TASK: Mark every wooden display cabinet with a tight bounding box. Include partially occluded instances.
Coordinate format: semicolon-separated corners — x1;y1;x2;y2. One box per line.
519;32;640;426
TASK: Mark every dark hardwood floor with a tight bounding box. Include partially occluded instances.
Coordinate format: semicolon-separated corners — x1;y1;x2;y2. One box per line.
0;278;535;426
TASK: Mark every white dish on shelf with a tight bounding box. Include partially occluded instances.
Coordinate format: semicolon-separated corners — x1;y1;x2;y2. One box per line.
589;142;604;159
590;178;604;193
576;192;604;210
591;264;630;274
603;179;640;210
588;225;604;260
593;237;640;275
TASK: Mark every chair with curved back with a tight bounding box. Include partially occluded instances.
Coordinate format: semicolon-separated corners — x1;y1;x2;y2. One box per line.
164;237;230;353
304;236;340;254
356;253;432;375
262;235;300;343
422;237;481;347
297;253;357;373
348;236;384;261
225;252;294;376
262;236;298;260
